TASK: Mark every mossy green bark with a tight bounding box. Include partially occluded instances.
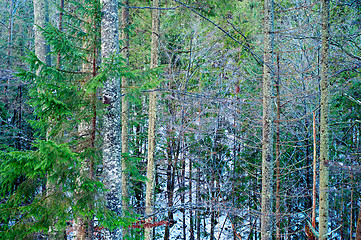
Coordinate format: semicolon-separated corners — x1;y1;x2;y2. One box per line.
261;0;274;239
319;0;330;239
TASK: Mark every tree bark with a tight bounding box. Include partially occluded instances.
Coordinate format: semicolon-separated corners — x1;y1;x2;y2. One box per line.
196;166;201;240
144;0;160;239
164;131;178;240
275;53;281;240
8;1;14;68
56;0;64;68
351;174;354;239
189;156;194;240
33;0;54;238
355;202;361;240
74;8;98;238
312;111;317;229
33;0;50;66
261;0;274;239
121;0;130;239
181;144;186;240
101;0;122;238
319;0;330;239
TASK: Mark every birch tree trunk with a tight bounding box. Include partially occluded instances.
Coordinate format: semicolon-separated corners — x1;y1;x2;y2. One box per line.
261;0;274;239
121;0;130;238
319;0;330;239
101;0;122;238
145;0;160;239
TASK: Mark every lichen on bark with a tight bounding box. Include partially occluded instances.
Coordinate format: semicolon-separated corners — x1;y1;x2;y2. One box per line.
101;0;122;239
261;0;275;239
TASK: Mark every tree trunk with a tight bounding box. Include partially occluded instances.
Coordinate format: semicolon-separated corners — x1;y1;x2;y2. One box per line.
232;115;237;240
56;0;64;68
134;108;144;217
101;0;122;238
164;133;178;240
74;9;98;238
8;2;14;68
319;0;330;239
351;174;354;239
355;203;361;240
275;53;281;240
33;0;50;66
164;140;173;240
189;157;194;240
261;0;274;239
121;0;130;238
312;111;317;229
144;91;157;240
196;166;201;240
144;0;160;239
181;145;186;240
33;0;54;238
210;207;215;240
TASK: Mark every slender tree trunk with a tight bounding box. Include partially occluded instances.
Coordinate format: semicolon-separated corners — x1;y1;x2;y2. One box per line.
210;207;215;240
340;186;344;240
312;111;317;229
232;115;237;240
181;146;186;240
144;88;157;240
101;0;122;238
8;3;13;68
261;0;274;239
121;1;130;238
17;83;22;150
145;0;160;239
319;0;330;239
303;95;312;213
134;110;144;217
133;114;144;240
189;156;194;240
210;117;220;240
355;203;361;240
275;53;281;240
195;81;202;240
164;137;176;240
196;166;201;240
56;0;64;68
187;32;194;238
350;173;354;239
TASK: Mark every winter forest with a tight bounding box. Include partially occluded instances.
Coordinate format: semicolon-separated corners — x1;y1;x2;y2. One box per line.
0;0;361;239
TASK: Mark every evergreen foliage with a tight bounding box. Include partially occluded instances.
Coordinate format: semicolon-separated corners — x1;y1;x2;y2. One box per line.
0;0;360;239
0;0;148;238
